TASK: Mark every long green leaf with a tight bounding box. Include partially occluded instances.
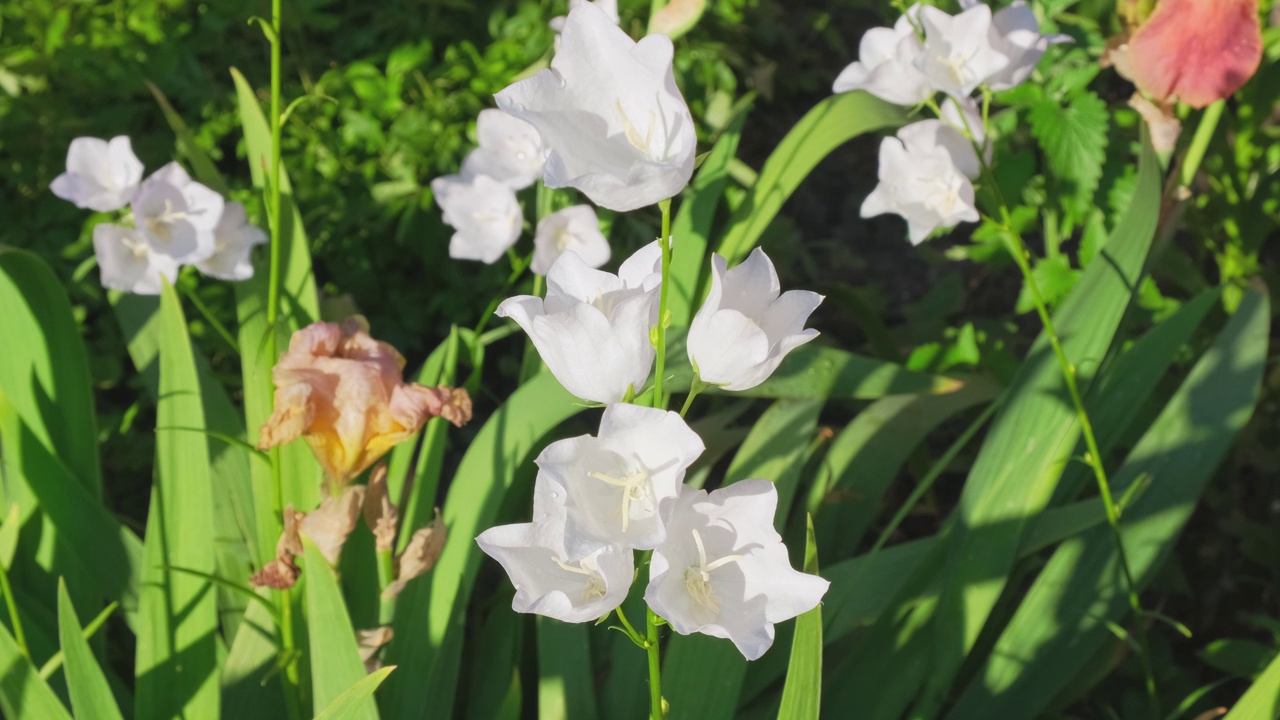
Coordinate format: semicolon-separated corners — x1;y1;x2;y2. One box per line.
537;618;599;720
1223;648;1280;720
715;91;906;264
57;580;125;720
302;539;377;720
946;282;1270;718
776;516;823;720
135;280;220;720
0;618;72;720
315;666;397;720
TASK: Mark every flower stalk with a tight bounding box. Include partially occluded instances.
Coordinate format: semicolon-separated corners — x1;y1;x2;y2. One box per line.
653;198;673;411
645;607;664;720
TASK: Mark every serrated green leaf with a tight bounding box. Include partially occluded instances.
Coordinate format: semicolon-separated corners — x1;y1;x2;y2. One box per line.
1028;91;1109;209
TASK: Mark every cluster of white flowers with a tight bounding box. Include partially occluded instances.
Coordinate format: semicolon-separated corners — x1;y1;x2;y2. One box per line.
51;136;267;294
835;1;1068;243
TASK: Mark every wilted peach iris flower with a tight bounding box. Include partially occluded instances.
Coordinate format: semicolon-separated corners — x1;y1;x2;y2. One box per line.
258;317;471;484
1127;0;1262;108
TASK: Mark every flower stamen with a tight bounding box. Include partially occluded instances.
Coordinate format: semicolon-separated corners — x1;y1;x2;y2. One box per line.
587;466;654;532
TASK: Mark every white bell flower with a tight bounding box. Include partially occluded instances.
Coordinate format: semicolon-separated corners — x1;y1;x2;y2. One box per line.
93;223;180;296
460;110;548;191
496;2;696;212
496;241;662;404
962;0;1071;91
687;249;822;391
50;136;145;212
549;0;619;33
535;403;704;555
476;474;632;623
862;120;981;245
131;162;225;265
831;6;933;106
430;173;523;264
196;201;267;281
914;5;1010;98
644;479;829;661
531;205;611;276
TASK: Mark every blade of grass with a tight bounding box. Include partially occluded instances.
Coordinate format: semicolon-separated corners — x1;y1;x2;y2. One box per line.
776;516;823;720
57;579;125;720
314;666;397;720
0;618;72;720
302;539;377;720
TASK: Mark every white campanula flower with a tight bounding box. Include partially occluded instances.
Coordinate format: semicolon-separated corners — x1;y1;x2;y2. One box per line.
861;119;981;245
549;0;619;33
531;205;611;276
645;479;828;661
914;5;1009;98
51;136;145;212
535;403;704;555
832;5;933;106
962;0;1071;91
687;249;822;391
460;110;548;191
93;223;180;295
496;2;696;212
430;174;523;264
476;473;633;623
497;242;662;403
196;200;267;281
132;162;225;265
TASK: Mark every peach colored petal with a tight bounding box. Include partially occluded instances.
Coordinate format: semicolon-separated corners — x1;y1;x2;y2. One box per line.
383;508;446;598
356;627;394;673
301;486;366;566
257;383;316;450
1128;0;1262;108
1129;94;1182;153
363;464;399;553
250;504;305;589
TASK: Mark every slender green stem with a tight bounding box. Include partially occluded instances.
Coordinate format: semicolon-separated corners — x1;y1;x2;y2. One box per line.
1178;100;1225;188
645;608;664;720
614;607;645;647
679;378;704;418
178;280;241;353
376;549;396;624
653;199;673;411
0;561;28;661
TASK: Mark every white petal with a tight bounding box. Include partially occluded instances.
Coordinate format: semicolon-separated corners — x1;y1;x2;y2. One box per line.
433;174;523;264
197;201;266;281
52;136;143;212
93;224;178;296
737;543;829;624
531;205;610;276
689;309;771;387
616;240;664;289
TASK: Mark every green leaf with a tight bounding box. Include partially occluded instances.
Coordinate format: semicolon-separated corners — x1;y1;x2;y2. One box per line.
1198;639;1277;680
0;618;72;720
716;91;906;264
1223;646;1280;720
776;516;822;720
302;539;377;720
57;580;125;720
146;80;228;194
537;618;599;720
1028;90;1109;209
315;666;397;720
946;281;1270;718
135;280;220;720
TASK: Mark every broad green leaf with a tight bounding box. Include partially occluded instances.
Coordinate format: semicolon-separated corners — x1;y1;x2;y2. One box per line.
57;580;125;720
0;504;18;569
1199;639;1277;680
715;91;906;264
315;666;396;720
382;372;581;719
303;539;377;720
946;282;1269;719
135;281;220;720
465;597;524;720
1223;647;1280;720
669;104;750;327
727;399;823;526
0;618;72;720
776;516;822;720
221;600;286;720
537;618;599;720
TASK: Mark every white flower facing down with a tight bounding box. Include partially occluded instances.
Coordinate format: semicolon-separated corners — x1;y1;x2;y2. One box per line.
476;473;633;623
915;5;1009;98
549;0;619;33
497;242;662;404
430;174;523;264
50;136;145;212
862;119;981;245
93;224;180;296
496;2;696;212
196;201;267;281
536;403;704;555
645;480;828;661
460;110;549;191
132;162;225;265
832;5;933;106
688;249;822;391
963;0;1071;91
532;205;611;276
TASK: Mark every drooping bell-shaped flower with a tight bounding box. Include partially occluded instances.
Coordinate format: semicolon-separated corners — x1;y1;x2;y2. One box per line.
962;0;1071;91
496;2;696;212
862;119;981;244
832;5;934;106
476;473;633;623
431;174;523;264
257;317;472;484
93;223;180;295
914;5;1010;98
549;0;619;32
131;162;225;265
497;242;662;404
645;480;828;661
535;403;704;555
1125;0;1262;109
195;200;267;281
50;136;144;212
687;249;822;391
460;110;548;190
532;205;611;276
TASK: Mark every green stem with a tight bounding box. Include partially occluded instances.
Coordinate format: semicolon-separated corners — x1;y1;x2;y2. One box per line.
376;549;396;624
0;561;28;661
614;607;645;647
679;379;703;418
645;608;664;720
1178;100;1225;188
178;279;240;353
653;199;673;411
